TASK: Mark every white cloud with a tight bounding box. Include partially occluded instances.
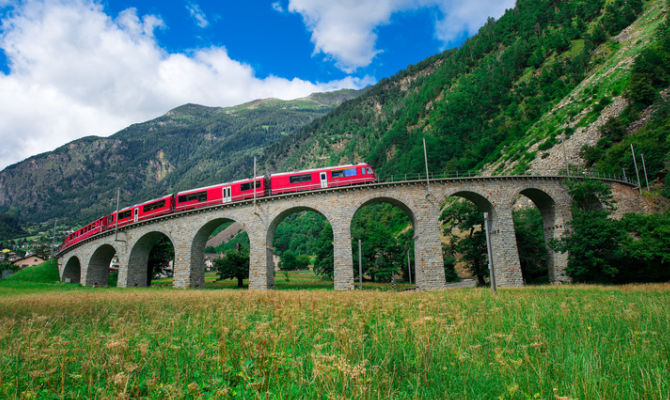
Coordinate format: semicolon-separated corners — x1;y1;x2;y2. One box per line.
272;2;284;13
433;0;515;46
0;0;371;170
186;2;209;29
288;0;515;72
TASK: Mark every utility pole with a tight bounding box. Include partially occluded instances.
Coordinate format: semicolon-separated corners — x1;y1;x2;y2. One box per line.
358;239;363;290
423;137;430;189
407;249;412;285
640;153;650;191
483;212;496;294
561;135;570;177
51;219;57;258
630;144;642;194
253;156;257;207
114;188;121;242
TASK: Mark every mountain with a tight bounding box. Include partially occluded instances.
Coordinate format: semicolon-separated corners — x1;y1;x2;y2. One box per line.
259;0;669;193
0;89;362;224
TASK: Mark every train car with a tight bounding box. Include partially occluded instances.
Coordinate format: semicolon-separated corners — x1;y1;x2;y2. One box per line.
108;204;140;229
137;194;174;221
175;177;265;211
270;163;376;195
60;215;108;251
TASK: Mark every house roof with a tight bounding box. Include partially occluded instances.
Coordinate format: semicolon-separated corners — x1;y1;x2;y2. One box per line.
12;255;46;263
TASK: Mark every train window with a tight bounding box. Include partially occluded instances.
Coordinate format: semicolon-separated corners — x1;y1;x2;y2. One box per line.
333;168;357;178
240;181;261;191
361;167;365;175
143;199;166;212
289;173;312;184
178;191;207;203
118;210;132;219
367;167;373;174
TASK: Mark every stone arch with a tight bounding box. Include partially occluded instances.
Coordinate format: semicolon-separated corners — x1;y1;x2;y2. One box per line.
190;217;248;288
517;187;567;283
62;256;81;283
85;244;117;287
352;196;417;227
349;196;419;286
440;190;496;286
265;206;335;288
445;190;495;215
127;231;174;287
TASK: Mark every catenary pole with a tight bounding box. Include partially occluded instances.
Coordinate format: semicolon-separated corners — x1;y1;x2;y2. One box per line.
630;144;642;194
483;212;496;294
640;153;650;191
407;249;412;285
562;135;570;177
253;156;257;207
423;138;430;189
114;187;120;242
358;239;363;290
51;219;57;258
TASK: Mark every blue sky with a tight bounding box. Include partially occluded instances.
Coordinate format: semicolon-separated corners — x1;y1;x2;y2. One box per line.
0;0;514;169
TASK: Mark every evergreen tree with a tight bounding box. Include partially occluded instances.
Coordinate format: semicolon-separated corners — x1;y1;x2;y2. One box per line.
214;250;249;288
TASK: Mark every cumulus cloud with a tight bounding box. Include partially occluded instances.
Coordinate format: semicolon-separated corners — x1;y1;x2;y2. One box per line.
288;0;515;72
0;0;371;170
186;2;209;28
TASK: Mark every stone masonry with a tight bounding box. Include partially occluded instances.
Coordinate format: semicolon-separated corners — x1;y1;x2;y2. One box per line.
57;176;642;290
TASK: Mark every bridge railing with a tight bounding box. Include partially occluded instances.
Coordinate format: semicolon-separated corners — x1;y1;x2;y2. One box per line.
370;169;637;186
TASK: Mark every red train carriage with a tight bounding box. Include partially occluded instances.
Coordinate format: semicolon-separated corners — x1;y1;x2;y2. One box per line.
59;216;108;251
138;195;174;221
175;177;265;211
107;205;139;229
270;163;375;195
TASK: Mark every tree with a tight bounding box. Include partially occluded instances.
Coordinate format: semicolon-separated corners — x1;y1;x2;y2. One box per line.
513;208;549;283
147;237;174;282
313;226;334;279
551;180;623;282
617;213;670;282
296;254;311;270
278;251;298;270
441;200;489;286
214;250;249;288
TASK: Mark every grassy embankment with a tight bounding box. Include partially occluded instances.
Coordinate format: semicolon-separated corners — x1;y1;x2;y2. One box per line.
0;261;668;399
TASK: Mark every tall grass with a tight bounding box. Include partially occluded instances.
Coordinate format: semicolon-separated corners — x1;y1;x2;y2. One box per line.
0;281;667;399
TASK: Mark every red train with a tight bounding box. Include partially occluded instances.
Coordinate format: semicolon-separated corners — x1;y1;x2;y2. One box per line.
58;163;376;252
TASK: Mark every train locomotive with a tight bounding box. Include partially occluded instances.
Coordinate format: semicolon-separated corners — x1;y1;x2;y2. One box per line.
58;163;376;252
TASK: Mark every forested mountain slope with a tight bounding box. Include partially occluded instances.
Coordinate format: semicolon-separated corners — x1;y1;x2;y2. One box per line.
261;0;668;195
0;90;361;224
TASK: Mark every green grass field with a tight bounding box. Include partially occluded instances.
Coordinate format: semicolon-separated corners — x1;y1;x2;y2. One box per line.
0;262;668;399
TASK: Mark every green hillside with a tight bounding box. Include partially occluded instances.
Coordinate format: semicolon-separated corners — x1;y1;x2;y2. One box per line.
262;0;668;188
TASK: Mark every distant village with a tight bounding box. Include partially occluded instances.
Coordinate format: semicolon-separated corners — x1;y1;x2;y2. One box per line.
0;228;68;278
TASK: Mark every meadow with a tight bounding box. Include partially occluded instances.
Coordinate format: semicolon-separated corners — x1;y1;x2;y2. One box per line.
0;263;668;399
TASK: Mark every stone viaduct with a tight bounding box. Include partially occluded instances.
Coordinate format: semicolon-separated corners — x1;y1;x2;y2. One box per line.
57;176;641;290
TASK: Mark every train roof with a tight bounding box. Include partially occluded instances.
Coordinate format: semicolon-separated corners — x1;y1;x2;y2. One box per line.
271;163;370;177
176;176;265;195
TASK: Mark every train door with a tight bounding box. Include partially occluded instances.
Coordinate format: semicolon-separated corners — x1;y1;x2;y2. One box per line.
222;186;232;203
320;172;328;188
133;208;138;223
